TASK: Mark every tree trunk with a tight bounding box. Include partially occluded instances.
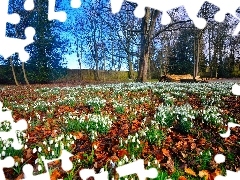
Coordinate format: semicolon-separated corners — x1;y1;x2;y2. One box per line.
137;9;160;82
194;29;201;81
10;56;19;86
22;62;29;85
137;9;151;82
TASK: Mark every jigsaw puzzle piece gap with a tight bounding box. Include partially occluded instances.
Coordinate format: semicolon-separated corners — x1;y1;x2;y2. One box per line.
22;164;34;179
24;0;34;11
110;0;124;14
0;103;27;150
214;154;225;164
22;163;51;180
220;122;240;138
208;0;240;21
6;13;20;25
214;11;226;22
60;150;73;171
233;23;240;36
215;170;240;179
161;12;172;25
183;0;206;29
0;0;20;38
232;83;240;95
134;4;146;18
0;25;35;62
79;169;108;180
71;0;81;8
48;0;67;22
116;159;158;180
0;156;14;180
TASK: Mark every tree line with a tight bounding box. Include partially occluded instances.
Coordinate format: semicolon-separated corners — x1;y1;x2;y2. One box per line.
0;0;240;84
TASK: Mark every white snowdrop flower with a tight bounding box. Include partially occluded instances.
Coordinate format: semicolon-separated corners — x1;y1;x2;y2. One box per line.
14;162;18;167
55;143;58;148
36;113;40;119
100;168;104;173
38;147;42;152
71;140;74;144
136;144;139;149
142;131;146;136
148;161;151;167
49;140;53;144
131;154;134;159
132;136;135;143
24;144;28;149
52;151;55;156
93;145;97;150
120;139;122;146
135;133;138;138
54;137;59;142
124;155;128;162
155;160;158;164
1;151;5;156
48;147;51;151
118;161;122;166
38;164;42;171
33;148;37;153
21;158;24;163
66;135;70;140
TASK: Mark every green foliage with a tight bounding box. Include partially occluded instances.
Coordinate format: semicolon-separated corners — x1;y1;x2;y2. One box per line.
196;149;212;170
145;126;165;146
0;138;24;160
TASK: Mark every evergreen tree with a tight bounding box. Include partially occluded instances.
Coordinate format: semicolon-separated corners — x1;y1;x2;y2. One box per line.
23;0;68;83
169;28;195;75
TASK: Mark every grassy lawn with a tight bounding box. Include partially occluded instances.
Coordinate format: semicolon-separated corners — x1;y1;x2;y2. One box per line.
0;81;239;179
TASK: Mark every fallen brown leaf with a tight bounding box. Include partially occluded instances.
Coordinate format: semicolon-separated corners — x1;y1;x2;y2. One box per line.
50;169;61;180
199;170;210;180
185;167;197;177
25;148;33;159
162;148;170;157
179;175;188;180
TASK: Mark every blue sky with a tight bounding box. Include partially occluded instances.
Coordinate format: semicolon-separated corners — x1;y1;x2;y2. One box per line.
57;0;138;71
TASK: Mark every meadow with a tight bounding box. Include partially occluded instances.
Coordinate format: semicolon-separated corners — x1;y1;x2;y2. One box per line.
0;81;239;180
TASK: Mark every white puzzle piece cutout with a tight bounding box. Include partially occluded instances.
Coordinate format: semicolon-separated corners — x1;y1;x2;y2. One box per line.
0;0;35;62
0;156;15;180
79;159;158;180
22;150;74;180
110;0;240;34
0;102;28;150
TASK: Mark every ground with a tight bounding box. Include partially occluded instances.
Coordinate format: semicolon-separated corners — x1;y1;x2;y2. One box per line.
0;79;239;180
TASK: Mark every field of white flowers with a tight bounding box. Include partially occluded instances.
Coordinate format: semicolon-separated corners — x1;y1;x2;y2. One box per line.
0;81;239;179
